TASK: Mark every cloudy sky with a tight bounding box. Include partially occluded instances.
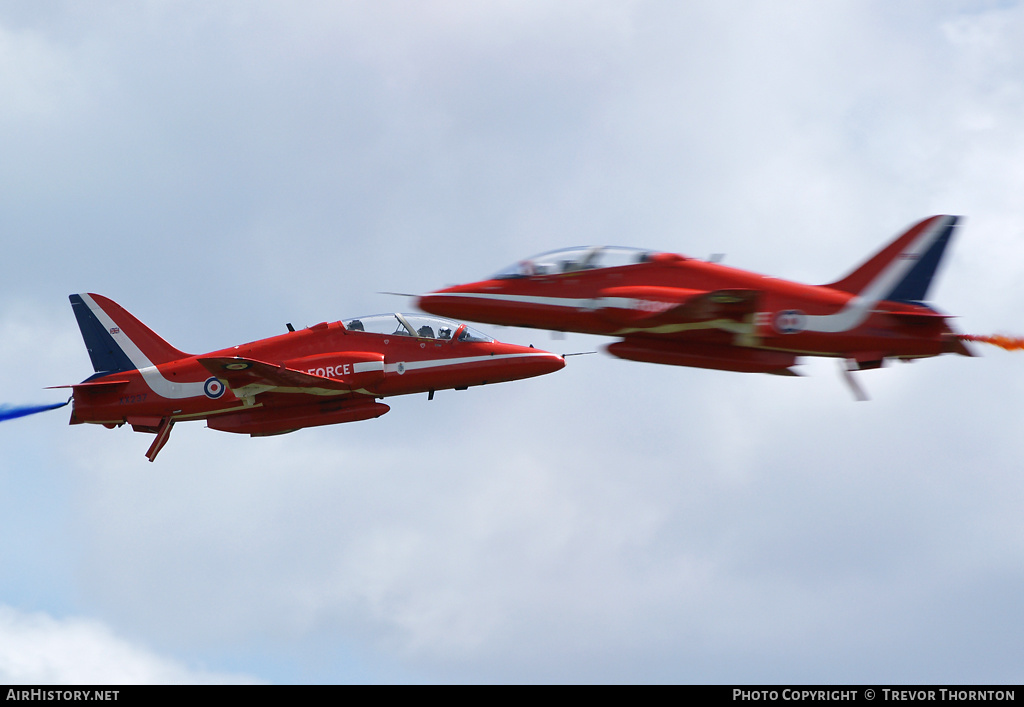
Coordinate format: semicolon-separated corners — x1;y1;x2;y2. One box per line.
2;0;1024;684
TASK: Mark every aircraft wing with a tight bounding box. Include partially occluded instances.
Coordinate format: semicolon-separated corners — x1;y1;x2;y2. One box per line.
197;356;356;399
596;286;760;328
47;378;131;392
885;309;952;325
659;288;760;321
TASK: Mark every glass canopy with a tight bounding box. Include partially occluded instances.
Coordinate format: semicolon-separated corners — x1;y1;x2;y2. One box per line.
492;246;654;279
342;313;493;342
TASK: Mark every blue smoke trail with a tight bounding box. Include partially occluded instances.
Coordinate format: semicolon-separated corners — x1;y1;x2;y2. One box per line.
0;400;70;423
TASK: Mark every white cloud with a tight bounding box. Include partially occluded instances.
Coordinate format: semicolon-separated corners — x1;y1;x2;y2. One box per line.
0;605;260;684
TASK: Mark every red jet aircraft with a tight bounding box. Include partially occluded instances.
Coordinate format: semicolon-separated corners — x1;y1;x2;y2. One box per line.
57;294;564;461
417;215;972;398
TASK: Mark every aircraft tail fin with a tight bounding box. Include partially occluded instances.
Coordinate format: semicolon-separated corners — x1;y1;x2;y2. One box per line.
824;215;960;303
70;294;189;377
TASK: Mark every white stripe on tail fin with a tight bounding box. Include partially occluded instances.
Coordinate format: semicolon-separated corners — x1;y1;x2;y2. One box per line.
806;216;960;333
70;293;189;374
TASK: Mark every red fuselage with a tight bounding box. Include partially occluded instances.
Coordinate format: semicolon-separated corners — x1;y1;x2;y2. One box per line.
72;322;563;430
417;219;972;376
64;299;564;460
420;258;957;358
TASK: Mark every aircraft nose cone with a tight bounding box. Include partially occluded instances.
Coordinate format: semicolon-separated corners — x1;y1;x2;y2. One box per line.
416;290;457;317
514;349;565;379
548;352;567;373
418;284;510;325
414;293;434;313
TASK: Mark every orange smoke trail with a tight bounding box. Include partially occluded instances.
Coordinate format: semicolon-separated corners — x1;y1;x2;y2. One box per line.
959;334;1024;351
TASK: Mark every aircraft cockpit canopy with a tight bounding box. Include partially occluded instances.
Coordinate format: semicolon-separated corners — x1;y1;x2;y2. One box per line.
492;246;654;279
342;313;493;342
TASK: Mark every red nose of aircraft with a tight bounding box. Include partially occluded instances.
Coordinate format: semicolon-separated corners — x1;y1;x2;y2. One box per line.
511;347;565;378
416;284;497;323
473;342;565;384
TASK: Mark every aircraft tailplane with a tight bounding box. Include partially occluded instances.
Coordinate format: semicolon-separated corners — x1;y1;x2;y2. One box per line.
824;215;960;304
70;293;189;377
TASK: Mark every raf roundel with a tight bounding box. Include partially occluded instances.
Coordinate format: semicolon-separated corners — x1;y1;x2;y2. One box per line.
203;377;226;399
774;309;807;335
